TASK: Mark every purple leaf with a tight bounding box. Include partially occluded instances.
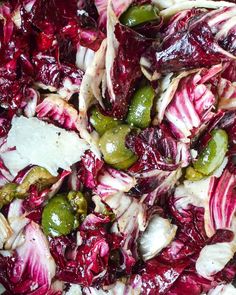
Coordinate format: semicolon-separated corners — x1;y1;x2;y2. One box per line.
141;12;235;74
36;94;80;130
209;163;236;234
163;66;222;141
79;151;104;189
95;166;136;197
0;221;56;294
105;20;152;119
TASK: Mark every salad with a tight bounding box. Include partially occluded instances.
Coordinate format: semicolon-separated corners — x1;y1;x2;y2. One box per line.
0;0;236;294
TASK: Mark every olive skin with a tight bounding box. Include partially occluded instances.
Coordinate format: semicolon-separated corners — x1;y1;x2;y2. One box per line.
99;125;137;169
67;191;87;217
0;166;57;208
185;166;204;181
193;129;228;176
90;106;121;136
0;183;17;209
17;166;57;196
120;4;160;27
127;85;155;129
42;194;77;237
112;154;138;170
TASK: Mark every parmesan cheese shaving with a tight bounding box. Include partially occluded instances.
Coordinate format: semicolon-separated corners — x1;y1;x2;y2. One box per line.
2;116;89;176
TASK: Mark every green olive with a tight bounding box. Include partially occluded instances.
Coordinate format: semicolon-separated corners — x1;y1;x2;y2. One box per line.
193;129;228;176
185;167;204;181
90;106;122;136
127;85;155;129
102;207;116;222
67;191;87;217
99;125;137;169
0;183;18;209
112;154;137;170
17;166;58;196
42;194;77;237
120;4;160;27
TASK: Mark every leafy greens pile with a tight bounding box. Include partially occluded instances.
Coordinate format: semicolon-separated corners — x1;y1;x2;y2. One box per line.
0;0;236;294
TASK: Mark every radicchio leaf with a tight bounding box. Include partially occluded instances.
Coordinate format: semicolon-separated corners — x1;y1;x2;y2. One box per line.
36;94;79;130
168;254;236;295
163;8;205;36
152;0;185;10
50;218;122;287
127;126;190;204
78;39;107;158
23;88;39;118
0;221;56;294
76;45;95;72
127;126;190;172
196;240;236;280
5;199;29;251
0;113;11;139
0;157;14;187
208;163;236;236
163;65;222;142
135;201;236;294
0;213;12;249
141;8;235;74
33;53;83;99
79;151;104;189
222;61;236;82
139;215;177;261
159;0;235;19
100;192;147;262
166;204;207;262
139;168;182;206
0;59;32;110
78;38;107;124
67;164;83;192
137;259;190;295
83;279;142;295
94;0;134;31
95;166;136;197
104;3;152;119
199;5;236;55
172;157;228;238
208;284;236;295
218;78;236;110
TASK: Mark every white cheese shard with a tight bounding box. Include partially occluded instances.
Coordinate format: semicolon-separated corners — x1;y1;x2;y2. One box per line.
2;116;89;176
